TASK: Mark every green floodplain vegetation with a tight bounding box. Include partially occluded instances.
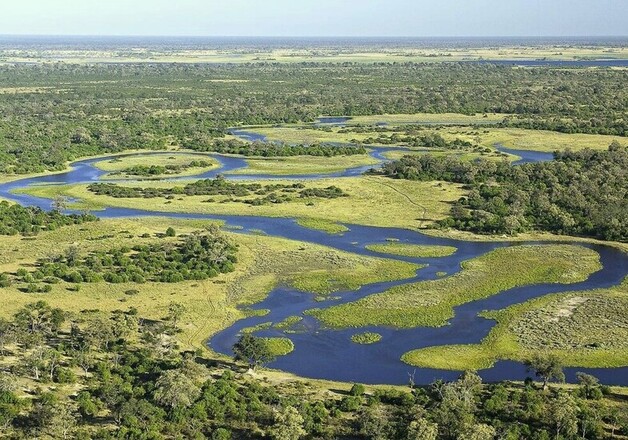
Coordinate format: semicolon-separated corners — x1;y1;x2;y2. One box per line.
308;245;602;329
239;123;623;154
1;42;628;438
365;243;457;258
230;154;381;175
402;279;628;370
15;176;464;231
0;217;419;348
93;153;218;179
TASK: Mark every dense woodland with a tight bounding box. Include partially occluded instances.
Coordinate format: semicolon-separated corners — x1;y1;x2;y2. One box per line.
0;227;238;291
0;302;627;439
379;143;627;241
0;63;625;173
0;201;97;236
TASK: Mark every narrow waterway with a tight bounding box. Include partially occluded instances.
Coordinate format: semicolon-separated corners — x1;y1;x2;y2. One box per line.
0;128;625;385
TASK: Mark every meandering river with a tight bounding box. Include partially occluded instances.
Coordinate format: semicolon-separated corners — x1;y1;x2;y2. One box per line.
0;126;625;385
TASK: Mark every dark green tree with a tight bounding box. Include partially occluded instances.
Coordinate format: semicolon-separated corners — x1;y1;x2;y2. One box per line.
232;334;275;370
525;354;565;390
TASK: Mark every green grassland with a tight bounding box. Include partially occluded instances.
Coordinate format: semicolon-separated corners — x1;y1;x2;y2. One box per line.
93;153;218;179
243;126;372;144
273;316;303;330
0;217;419;352
263;337;295;356
451;127;624;152
15;175;464;230
382;148;509;162
307;244;602;329
296;218;349;234
365;243;457;258
402;279;628;370
229;154;380;175
249;123;623;156
348;112;508;126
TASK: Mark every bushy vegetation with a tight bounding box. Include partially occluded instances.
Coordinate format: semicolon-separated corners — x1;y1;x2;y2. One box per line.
1;227;237;288
87;177;348;205
0;201;97;236
380;143;628;241
113;160;213;177
351;332;383;344
185;138;367;157
1;304;627;439
1;63;625;173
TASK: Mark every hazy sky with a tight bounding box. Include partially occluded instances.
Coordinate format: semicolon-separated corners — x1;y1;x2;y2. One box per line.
1;0;626;37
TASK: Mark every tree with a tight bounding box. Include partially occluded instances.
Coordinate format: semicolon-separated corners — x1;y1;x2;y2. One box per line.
166;302;186;331
232;334;275;370
576;372;602;399
407;417;438;440
268;406;306;440
45;348;62;382
459;423;497;440
13;301;65;337
64;244;81;267
165;227;176;237
432;372;482;438
0;388;21;430
525;354;565;390
547;392;579;439
51;195;68;213
0;319;14;354
45;402;78;440
350;383;366;396
23;345;47;381
0;372;18;393
154;369;200;409
358;404;393;440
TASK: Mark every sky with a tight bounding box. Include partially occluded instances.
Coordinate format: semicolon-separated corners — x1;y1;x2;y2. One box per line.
0;0;626;37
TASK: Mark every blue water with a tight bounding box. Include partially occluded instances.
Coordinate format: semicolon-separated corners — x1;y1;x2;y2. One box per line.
495;144;555;165
1;130;626;386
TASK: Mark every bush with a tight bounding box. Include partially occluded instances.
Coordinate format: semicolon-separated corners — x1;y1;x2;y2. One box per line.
339;396;362;412
350;383;366;397
54;367;77;384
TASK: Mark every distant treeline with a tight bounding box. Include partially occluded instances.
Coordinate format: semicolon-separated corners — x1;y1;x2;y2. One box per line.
379;143;627;241
0;63;625;173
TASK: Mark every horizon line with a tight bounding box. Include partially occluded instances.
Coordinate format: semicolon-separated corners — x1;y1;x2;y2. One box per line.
1;34;627;39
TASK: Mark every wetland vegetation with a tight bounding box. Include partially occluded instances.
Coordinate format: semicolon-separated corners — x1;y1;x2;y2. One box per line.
0;35;627;439
308;245;601;329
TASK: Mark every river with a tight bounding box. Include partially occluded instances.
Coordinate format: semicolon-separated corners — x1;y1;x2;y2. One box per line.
0;127;625;385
